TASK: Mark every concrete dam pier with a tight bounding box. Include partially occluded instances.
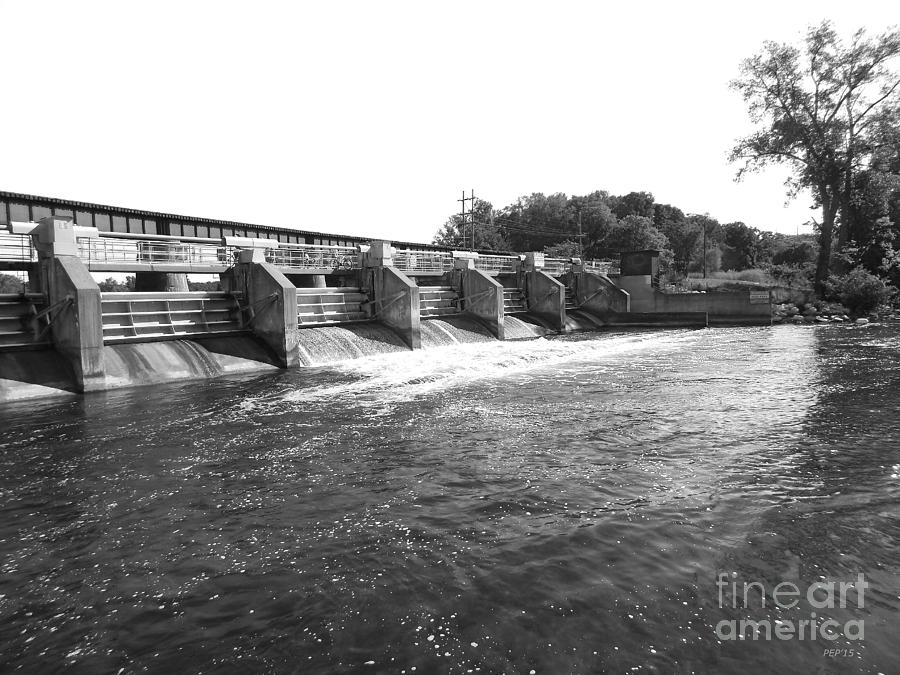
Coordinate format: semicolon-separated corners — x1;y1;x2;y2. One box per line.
0;209;772;401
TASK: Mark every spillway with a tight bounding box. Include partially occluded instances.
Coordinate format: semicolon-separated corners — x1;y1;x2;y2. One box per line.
504;315;548;340
103;336;280;389
295;322;409;366
420;316;495;347
565;308;607;332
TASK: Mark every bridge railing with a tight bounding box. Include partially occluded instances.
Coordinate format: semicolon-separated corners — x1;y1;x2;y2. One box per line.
0;232;36;263
393;249;453;274
78;236;235;267
474;254;519;274
542;257;570;276
583;259;620;275
265;243;360;270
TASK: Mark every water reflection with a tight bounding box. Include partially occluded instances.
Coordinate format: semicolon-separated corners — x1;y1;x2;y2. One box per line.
1;325;899;672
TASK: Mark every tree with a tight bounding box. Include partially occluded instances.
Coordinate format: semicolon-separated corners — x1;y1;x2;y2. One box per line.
543;240;582;258
611;191;655;220
497;193;574;251
571;191;618;258
730;21;900;293
722;221;774;270
686;214;723;275
773;238;818;266
0;273;26;293
433;199;509;251
97;276;135;292
603;215;669;254
653;203;686;233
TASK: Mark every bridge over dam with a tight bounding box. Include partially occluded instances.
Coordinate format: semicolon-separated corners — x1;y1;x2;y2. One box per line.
0;194;772;400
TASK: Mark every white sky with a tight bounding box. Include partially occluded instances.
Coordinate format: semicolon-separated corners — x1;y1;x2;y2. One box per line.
1;1;897;243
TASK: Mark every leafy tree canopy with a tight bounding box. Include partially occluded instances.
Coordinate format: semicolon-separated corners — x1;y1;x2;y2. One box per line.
730;20;900;292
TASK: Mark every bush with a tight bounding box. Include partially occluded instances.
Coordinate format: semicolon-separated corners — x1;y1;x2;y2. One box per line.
824;268;895;315
773;241;817;266
766;262;815;290
0;273;28;293
695;269;776;285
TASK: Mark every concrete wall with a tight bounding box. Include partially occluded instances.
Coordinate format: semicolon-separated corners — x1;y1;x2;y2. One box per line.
460;268;505;339
44;255;106;392
230;251;300;368
654;291;771;324
617;274;771;324
526;270;565;331
616;275;656;310
575;271;630;314
374;266;421;349
606;311;708;328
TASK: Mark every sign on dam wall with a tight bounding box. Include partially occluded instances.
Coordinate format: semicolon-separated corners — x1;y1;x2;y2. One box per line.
0;215;771;400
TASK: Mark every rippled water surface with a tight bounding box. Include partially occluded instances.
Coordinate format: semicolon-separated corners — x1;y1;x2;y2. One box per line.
2;325;900;674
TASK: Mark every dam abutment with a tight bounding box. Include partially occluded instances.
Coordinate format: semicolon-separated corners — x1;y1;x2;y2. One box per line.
34;217;106;392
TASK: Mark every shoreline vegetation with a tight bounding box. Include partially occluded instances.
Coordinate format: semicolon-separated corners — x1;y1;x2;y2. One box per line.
432;22;900;314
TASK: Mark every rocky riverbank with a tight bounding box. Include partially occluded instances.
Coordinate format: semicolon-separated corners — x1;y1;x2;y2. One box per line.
773;302;900;325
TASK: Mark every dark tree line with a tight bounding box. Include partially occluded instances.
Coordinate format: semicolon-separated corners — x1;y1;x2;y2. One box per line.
434;21;899;302
432;190;815;277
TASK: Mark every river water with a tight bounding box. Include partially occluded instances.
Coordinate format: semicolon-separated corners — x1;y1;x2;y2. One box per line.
1;324;899;674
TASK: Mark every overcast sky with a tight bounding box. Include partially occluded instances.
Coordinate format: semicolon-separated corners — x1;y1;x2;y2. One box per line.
1;1;897;243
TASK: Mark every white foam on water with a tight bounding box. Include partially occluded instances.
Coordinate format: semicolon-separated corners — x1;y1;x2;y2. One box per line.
281;329;701;408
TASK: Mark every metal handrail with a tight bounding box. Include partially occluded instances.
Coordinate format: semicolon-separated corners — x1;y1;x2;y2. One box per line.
393;250;453;273
474;254;518;274
0;232;35;262
542;257;570;275
583;259;620;275
77;237;235;267
265;244;359;270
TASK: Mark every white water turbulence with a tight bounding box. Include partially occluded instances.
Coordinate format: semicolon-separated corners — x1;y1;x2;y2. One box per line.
4;324;900;673
295;323;409;366
419;316;495;346
281;329;702;410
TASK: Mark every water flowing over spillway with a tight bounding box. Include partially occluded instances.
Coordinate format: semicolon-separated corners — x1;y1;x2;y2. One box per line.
565;308;607;331
295;322;409;366
420;316;495;346
503;315;547;340
2;324;900;673
103;337;280;388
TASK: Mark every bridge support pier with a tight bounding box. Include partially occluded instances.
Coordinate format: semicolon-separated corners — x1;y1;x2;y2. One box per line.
362;241;420;350
522;254;566;331
454;257;505;339
229;249;300;368
572;263;630;316
134;272;189;292
31;216;106;392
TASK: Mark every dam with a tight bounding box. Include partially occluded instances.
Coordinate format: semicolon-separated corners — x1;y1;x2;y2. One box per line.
4;196;895;675
0;194;771;400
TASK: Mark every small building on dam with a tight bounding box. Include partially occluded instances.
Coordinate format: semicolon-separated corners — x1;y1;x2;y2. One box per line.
0;192;772;401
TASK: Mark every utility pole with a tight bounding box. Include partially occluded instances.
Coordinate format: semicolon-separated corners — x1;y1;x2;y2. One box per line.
457;189;476;250
702;223;708;278
577;208;583;258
